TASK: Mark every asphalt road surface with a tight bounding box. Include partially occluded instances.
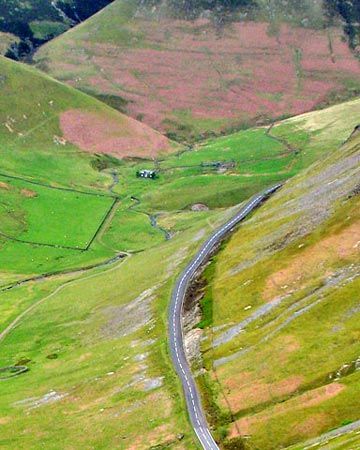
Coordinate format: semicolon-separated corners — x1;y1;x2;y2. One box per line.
168;184;282;450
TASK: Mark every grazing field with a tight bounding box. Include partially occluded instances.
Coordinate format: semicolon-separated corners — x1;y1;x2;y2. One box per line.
99;208;165;252
35;0;360;139
270;98;360;166
133;99;360;212
0;174;116;249
162;128;286;168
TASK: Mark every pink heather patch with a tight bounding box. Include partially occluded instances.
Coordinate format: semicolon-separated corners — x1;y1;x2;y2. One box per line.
56;20;360;133
87;76;118;94
59;109;172;158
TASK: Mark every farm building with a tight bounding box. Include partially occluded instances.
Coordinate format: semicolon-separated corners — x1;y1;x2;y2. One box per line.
136;169;157;179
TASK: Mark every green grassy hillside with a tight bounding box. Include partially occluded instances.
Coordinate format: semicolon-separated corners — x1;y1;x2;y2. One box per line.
1;54;358;293
0;48;360;450
0;55;173;186
34;0;360;140
0;114;358;450
0;55;176;283
197;117;360;449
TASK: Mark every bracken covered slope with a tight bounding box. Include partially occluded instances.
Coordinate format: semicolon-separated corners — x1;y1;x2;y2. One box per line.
198;122;360;449
34;0;360;140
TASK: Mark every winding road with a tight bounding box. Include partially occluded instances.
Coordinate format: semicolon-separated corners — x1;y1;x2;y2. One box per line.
168;183;282;449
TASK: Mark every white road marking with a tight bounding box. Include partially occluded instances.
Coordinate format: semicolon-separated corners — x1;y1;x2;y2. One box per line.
169;184;282;449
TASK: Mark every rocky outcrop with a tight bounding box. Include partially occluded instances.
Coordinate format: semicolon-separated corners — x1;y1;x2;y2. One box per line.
182;266;208;367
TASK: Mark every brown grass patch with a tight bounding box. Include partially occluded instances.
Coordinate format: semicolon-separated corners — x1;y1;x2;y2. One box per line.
222;375;303;412
293;412;329;436
127;424;175;450
299;383;345;408
78;396;107;412
0;181;10;190
264;220;360;301
279;334;300;353
77;353;92;362
0;417;10;424
60;109;172;159
145;391;172;419
275;335;301;365
230;382;345;437
21;188;37;198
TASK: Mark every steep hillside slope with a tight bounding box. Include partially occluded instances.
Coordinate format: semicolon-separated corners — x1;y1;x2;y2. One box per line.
197;125;360;448
0;55;172;186
0;55;175;284
34;0;360;140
